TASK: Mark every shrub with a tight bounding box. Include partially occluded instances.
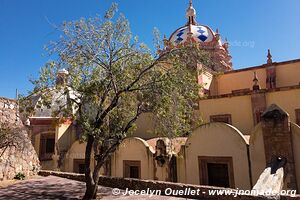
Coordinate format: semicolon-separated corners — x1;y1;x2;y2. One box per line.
14;172;25;180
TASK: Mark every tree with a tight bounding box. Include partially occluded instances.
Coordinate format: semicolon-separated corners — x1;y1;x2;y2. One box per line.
0;124;21;158
24;3;210;199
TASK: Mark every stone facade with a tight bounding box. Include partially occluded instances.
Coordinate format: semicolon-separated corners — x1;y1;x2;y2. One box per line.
251;91;266;126
261;104;298;190
0;97;40;180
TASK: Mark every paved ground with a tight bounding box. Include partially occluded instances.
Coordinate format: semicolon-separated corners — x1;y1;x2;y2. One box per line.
0;176;189;199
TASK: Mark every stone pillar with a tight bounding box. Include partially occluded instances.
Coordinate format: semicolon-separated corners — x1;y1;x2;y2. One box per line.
266;66;276;89
261;104;298;191
251;92;266;126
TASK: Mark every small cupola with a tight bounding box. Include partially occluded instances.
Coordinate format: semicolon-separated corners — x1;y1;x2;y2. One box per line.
56;68;69;86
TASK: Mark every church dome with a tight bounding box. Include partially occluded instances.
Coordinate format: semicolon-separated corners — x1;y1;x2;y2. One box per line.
169;24;215;45
168;0;217;46
162;0;233;72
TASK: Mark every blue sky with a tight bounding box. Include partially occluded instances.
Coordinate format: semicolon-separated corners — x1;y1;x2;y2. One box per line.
0;0;299;99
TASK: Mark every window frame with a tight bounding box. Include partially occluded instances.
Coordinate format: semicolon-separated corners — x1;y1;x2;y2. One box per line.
210;114;232;124
39;132;55;161
123;160;141;179
198;156;235;188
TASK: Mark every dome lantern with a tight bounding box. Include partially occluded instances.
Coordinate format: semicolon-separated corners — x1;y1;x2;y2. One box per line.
186;0;197;25
56;68;69;86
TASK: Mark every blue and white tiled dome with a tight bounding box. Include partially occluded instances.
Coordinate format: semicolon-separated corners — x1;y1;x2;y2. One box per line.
164;0;233;71
169;24;215;45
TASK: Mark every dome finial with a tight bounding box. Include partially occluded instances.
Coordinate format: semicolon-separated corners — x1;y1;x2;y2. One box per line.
186;0;197;25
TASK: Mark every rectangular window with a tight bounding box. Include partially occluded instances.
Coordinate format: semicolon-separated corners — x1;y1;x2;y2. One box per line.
129;166;139;179
198;156;235;188
39;132;55;161
45;138;55;153
73;159;85;174
210;114;232;124
123;160;141;179
296;109;300;126
207;163;230;187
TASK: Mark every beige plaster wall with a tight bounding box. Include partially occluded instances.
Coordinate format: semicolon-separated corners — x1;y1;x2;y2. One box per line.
276;63;300;88
111;137;154;180
249;123;266;185
199;95;253;135
182;123;251;189
33;133;41;156
56;122;79;153
199;88;300;136
33;122;73;171
291;123;300;190
177;146;186;183
216;68;266;95
266;89;300;123
56;123;71;141
213;61;300;95
64;141;97;173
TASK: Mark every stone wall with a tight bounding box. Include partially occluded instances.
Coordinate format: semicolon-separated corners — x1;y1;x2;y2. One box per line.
39;170;299;200
0;97;40;180
0;97;20;125
261;104;298;190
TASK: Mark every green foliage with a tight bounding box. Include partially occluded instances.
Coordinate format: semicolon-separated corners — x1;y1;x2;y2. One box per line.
21;3;212;198
14;172;25;180
24;2;210;165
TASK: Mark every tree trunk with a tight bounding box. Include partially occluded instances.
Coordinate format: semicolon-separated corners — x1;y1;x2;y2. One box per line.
84;183;97;200
83;134;96;200
83;135;107;199
83;161;105;199
83;134;123;199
